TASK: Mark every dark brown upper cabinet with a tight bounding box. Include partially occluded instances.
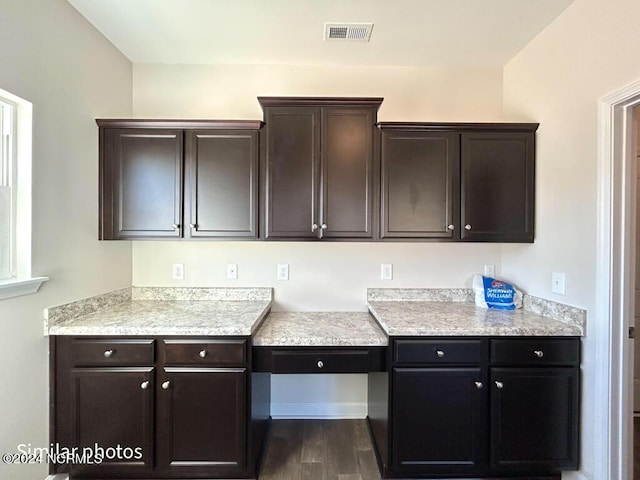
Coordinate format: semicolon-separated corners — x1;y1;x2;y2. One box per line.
185;129;259;239
378;123;538;243
461;131;535;242
380;127;459;239
258;97;382;240
98;120;263;240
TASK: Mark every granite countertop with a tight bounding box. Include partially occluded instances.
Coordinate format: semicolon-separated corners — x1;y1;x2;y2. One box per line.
45;287;273;336
367;288;585;337
253;312;389;346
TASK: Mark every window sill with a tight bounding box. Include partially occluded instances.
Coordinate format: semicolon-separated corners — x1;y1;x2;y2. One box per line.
0;276;49;301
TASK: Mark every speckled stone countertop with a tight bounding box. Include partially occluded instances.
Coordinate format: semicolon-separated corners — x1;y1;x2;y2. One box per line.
45;287;272;336
253;312;388;346
367;288;585;337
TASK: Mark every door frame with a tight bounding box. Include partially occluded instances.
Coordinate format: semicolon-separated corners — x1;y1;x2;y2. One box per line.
596;79;640;480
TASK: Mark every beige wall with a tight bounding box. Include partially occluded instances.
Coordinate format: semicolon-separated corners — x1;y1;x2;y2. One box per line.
0;1;132;479
132;63;505;416
501;1;640;478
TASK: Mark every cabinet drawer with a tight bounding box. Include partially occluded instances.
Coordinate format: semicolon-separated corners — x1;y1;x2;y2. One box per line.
70;339;154;366
272;350;371;373
162;339;247;366
490;338;580;366
394;339;483;365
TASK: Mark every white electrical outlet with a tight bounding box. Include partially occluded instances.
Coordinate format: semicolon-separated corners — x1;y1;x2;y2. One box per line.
172;263;184;280
484;264;495;277
227;264;238;280
277;264;289;281
381;263;393;280
551;272;566;295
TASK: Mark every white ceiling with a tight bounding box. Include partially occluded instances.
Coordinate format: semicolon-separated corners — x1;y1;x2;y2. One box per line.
66;0;573;67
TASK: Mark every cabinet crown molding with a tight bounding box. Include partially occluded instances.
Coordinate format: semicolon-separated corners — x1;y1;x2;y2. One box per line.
96;119;264;130
378;122;539;132
257;96;384;110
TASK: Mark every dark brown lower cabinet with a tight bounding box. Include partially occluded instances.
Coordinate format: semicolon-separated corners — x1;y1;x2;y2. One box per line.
157;368;247;476
51;336;268;480
69;367;155;478
369;336;580;479
391;367;487;476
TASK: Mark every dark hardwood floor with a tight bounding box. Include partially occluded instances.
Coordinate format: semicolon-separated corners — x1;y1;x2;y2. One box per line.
258;419;381;480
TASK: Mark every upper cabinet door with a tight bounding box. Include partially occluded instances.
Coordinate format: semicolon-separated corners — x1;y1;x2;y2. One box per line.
321;108;375;239
185;130;259;239
263;107;321;239
461;132;535;242
381;129;459;239
102;128;183;239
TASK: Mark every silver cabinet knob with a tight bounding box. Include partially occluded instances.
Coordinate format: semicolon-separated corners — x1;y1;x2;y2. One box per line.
312;223;318;231
495;381;504;389
534;350;544;358
436;350;445;358
464;224;472;230
317;360;324;369
103;349;114;358
475;381;483;389
161;381;170;390
172;224;180;229
321;223;327;229
189;223;196;228
199;350;207;358
447;224;455;231
140;381;149;390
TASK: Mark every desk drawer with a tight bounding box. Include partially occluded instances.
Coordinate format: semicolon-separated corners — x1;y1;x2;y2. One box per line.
273;350;369;373
254;348;385;373
394;339;483;365
490;338;580;366
70;339;154;366
162;339;247;366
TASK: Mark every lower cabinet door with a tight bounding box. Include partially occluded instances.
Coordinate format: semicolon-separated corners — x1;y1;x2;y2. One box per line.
157;367;247;476
391;367;488;475
69;367;154;477
490;367;579;472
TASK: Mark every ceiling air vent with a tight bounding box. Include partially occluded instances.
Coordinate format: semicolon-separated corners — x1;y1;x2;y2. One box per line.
324;23;374;42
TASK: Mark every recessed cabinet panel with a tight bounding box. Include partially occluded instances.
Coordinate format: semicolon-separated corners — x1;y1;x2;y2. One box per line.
392;367;488;475
157;367;247;472
461;132;534;242
381;130;459;238
70;367;154;476
490;367;579;471
323;109;374;237
186;131;258;238
265;108;320;238
111;130;183;238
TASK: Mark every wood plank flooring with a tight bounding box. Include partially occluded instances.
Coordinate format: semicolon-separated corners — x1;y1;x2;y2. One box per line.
258;419;381;480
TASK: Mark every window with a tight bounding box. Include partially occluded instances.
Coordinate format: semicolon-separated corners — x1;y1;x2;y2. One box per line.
0;87;47;300
0;98;15;279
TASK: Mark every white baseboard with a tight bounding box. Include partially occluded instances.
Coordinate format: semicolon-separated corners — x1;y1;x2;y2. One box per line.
45;475;68;480
562;471;590;480
270;402;367;419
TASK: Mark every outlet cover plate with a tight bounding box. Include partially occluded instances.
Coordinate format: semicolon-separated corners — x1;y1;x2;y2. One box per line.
277;264;289;281
551;272;566;295
172;264;184;280
227;264;238;280
381;263;393;280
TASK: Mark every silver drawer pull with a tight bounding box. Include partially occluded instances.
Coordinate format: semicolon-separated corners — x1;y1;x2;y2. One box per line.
162;381;170;390
199;350;207;358
140;381;149;390
447;224;455;230
495;381;504;389
312;223;318;231
534;350;544;358
317;360;324;369
436;349;445;358
475;381;483;389
103;349;114;358
172;224;180;229
464;224;472;230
